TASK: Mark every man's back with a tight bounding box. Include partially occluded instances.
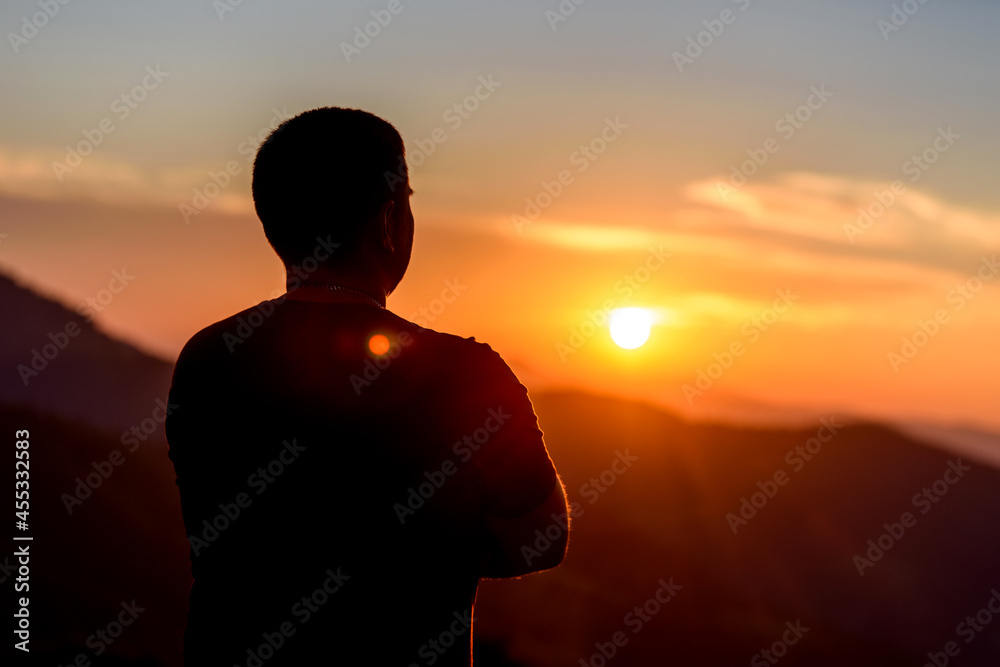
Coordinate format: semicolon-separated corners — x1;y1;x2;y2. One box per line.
166;298;559;665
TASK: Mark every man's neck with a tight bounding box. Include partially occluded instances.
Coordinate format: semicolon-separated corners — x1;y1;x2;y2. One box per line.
284;267;386;307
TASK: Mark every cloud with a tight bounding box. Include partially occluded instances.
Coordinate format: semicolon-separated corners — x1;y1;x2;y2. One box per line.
684;171;1000;258
5;140;997;286
0;145;253;217
502;171;998;283
512;220;664;251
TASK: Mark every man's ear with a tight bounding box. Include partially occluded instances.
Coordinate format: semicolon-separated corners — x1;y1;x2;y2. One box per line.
379;199;396;253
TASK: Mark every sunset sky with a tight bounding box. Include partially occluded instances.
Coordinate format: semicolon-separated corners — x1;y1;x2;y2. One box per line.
3;0;999;430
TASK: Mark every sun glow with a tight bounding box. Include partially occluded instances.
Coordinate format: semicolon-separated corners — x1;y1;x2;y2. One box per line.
609;308;652;349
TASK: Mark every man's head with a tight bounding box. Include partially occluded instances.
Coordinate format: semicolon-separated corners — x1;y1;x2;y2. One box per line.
252;107;413;295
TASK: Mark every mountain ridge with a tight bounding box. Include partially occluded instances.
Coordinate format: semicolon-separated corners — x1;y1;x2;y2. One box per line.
4;264;998;471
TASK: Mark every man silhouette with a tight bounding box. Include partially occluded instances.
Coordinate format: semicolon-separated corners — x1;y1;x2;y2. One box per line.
165;107;570;666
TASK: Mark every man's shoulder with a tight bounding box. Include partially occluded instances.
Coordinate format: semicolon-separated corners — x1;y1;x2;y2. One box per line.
172;301;514;376
393;315;508;372
175;300;279;365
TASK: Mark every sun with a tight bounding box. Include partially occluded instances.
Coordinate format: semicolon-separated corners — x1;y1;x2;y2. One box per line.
609;308;652;349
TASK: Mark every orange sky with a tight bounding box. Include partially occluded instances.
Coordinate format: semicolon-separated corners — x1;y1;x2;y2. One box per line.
2;1;999;431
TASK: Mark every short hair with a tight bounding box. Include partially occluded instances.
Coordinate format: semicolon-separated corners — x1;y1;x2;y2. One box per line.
252;107;408;266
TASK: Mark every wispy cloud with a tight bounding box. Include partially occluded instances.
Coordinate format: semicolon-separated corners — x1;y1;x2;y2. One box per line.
505;171;998;283
683;171;1000;261
0;146;253;217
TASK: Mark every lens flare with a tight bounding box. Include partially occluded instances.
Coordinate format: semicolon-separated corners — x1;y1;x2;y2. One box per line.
368;334;390;355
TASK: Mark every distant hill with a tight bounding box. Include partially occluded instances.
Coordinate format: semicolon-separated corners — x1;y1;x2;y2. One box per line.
0;403;187;665
477;392;1000;665
2;270;999;666
0;271;174;434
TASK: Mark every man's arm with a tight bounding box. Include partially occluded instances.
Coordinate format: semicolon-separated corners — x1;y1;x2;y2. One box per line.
451;341;571;579
480;475;570;578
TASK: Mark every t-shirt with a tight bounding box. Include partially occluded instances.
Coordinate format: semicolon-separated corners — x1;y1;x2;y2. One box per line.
165;297;558;666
